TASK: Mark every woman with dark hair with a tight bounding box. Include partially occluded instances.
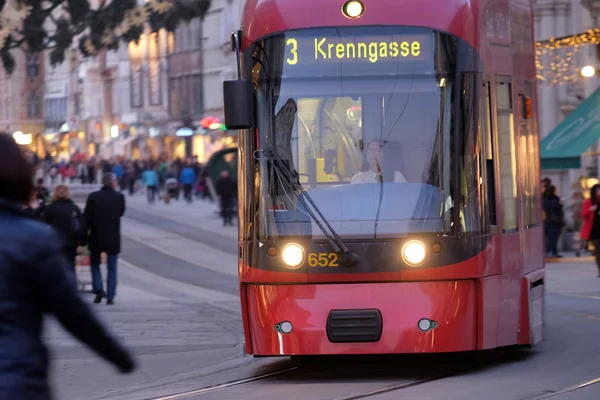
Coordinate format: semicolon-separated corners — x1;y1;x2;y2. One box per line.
351;139;408;184
543;185;564;258
584;184;600;276
0;133;135;399
40;185;85;285
580;184;600;256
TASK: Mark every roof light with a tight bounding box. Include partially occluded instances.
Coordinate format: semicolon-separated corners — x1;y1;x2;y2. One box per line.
342;0;364;19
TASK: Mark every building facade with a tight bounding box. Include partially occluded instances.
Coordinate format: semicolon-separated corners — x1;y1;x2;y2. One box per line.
0;52;45;157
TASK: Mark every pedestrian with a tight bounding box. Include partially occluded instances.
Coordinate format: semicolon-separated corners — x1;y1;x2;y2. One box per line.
0;133;135;400
543;185;564;258
580;184;600;256
216;170;237;226
142;166;159;204
179;161;197;203
84;173;126;305
40;185;86;286
35;178;50;206
584;184;600;277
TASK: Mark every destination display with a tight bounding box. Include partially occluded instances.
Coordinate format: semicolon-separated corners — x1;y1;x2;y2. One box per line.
284;33;432;67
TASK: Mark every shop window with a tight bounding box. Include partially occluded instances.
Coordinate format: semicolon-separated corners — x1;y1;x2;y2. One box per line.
496;79;518;232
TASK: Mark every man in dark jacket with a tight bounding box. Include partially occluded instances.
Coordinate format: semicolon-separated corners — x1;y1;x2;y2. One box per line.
84;173;126;305
215;170;237;226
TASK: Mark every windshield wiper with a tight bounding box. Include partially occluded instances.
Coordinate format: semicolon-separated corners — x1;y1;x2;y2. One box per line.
263;147;360;267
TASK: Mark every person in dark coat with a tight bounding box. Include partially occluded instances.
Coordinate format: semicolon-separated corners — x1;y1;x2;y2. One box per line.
543;185;564;258
40;185;85;286
586;184;600;277
0;133;135;400
215;170;237;226
84;173;126;305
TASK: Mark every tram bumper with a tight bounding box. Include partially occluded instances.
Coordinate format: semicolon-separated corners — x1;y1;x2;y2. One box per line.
245;281;477;355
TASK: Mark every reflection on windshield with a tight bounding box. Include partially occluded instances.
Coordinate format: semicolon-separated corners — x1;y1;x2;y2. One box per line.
249;26;458;239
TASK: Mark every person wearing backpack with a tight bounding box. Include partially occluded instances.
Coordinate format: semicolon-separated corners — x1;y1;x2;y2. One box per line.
40;185;86;286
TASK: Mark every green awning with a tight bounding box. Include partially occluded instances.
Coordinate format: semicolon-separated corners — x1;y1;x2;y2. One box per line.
540;87;600;170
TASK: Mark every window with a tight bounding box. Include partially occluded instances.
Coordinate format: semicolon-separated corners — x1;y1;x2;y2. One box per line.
27;91;41;118
26;55;40;78
459;73;484;233
481;82;497;227
193;74;203;115
169;78;179;117
168;32;175;54
250;27;459;239
496;79;517;232
522;81;539;226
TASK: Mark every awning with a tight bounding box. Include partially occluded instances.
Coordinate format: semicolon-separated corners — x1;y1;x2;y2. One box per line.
540;87;600;170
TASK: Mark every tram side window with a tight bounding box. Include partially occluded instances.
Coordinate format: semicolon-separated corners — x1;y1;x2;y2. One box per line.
495;80;518;232
482;82;497;227
460;73;483;234
523;81;539;226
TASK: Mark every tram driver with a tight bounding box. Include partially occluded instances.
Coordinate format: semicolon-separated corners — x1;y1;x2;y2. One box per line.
351;139;408;184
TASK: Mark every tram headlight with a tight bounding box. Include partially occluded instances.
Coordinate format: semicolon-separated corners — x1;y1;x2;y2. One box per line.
402;240;426;266
281;243;305;269
342;0;365;19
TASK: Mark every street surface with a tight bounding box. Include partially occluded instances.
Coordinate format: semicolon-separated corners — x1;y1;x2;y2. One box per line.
44;192;600;400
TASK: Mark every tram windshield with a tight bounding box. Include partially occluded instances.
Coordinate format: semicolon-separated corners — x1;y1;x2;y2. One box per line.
246;26;479;240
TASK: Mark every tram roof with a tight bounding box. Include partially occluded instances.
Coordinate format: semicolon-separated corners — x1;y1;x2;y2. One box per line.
240;0;522;49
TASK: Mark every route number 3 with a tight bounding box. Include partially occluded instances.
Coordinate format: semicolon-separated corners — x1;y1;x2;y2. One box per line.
308;253;339;267
286;38;298;65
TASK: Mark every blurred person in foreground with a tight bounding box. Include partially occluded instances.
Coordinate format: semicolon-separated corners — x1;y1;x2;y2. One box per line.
40;185;86;286
84;173;126;305
0;133;135;400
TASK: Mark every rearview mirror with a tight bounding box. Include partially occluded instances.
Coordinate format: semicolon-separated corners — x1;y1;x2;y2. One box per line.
223;79;253;129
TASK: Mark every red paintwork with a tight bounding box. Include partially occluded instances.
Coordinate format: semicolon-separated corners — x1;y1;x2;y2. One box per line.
237;0;545;354
239;284;254;354
245;282;477;355
241;0;536;77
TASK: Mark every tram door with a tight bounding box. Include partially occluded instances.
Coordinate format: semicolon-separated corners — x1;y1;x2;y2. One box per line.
494;77;522;346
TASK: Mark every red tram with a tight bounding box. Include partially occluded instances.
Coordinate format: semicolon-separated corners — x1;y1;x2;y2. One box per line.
223;0;545;355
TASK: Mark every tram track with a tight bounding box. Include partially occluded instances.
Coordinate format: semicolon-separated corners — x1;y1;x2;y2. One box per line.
524;376;600;400
144;366;458;400
141;353;476;400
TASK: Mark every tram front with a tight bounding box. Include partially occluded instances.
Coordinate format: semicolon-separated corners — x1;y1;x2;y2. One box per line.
225;26;489;355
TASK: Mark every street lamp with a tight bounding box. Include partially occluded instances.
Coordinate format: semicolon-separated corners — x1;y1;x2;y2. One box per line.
582;65;596;77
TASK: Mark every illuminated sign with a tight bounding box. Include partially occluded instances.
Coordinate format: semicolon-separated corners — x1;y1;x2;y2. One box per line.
176;127;194;137
285;34;430;66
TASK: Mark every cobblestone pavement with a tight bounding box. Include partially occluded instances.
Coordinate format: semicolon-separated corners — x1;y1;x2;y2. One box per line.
48;193;251;399
46;259;250;400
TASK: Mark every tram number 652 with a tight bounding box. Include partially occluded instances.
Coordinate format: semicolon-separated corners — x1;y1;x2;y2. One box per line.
308;253;339;267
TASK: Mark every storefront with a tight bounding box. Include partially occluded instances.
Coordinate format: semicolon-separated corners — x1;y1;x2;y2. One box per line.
11;123;45;158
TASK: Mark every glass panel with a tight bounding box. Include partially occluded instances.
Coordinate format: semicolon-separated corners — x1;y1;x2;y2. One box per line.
460;73;483;234
496;80;517;232
525;81;539;225
247;26;464;239
481;82;497;227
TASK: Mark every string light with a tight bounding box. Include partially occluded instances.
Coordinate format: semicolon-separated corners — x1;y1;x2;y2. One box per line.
535;29;600;85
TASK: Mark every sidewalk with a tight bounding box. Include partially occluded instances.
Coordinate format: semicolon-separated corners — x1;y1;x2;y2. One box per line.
48;259;247;400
